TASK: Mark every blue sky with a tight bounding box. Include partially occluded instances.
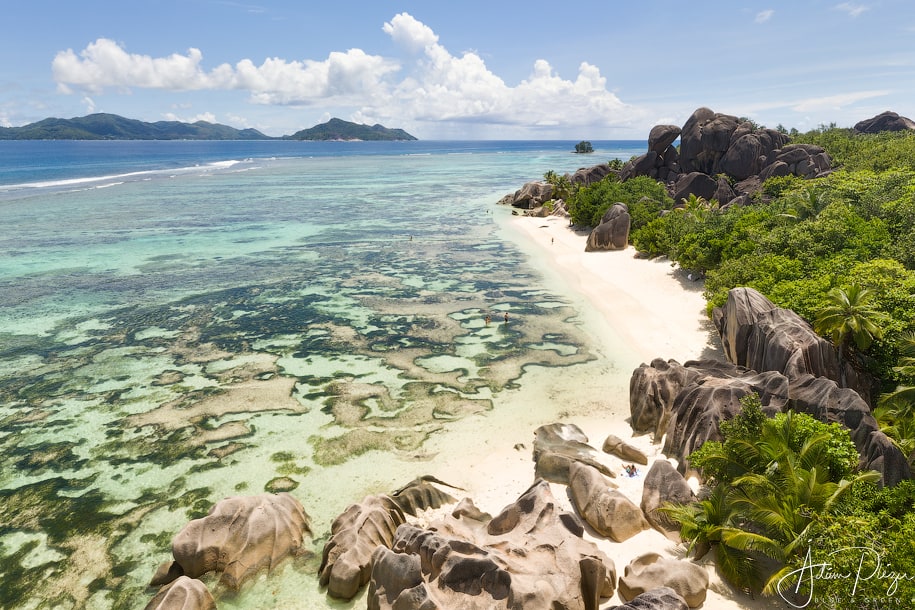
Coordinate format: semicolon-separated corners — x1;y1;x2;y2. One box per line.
2;0;914;139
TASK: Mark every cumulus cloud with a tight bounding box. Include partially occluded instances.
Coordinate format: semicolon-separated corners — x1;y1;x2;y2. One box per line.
755;10;775;23
53;39;212;93
52;12;637;133
834;2;870;18
383;12;439;53
53;38;399;104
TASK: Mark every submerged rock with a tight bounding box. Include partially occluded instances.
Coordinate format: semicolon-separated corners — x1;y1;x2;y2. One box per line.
165;493;311;591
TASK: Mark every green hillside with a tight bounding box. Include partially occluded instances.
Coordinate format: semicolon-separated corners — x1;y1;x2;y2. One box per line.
285;118;417;141
0;113;272;140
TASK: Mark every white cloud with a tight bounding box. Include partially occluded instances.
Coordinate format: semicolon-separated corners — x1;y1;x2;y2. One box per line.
53;39;212;94
53;39;399;105
382;12;439;53
755;10;775;23
834;2;870;18
82;96;96;113
163;111;218;124
791;89;889;112
51;13;641;134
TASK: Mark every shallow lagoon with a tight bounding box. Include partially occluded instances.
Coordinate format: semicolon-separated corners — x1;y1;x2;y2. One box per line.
0;142;643;608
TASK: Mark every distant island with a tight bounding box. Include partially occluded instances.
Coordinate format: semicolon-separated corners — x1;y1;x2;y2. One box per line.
0;113;272;140
0;114;417;141
284;118;417;141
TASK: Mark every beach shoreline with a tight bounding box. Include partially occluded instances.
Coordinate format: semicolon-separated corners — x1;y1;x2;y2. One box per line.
423;210;783;609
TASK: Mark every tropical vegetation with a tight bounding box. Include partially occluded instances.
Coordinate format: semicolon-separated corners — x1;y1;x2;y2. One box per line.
0;113;272;140
663;394;879;601
574;140;594;153
550;123;915;608
561;127;915;387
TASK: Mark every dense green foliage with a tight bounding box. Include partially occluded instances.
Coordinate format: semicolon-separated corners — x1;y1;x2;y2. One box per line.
665;394;876;598
574;140;594;153
567;174;673;227
794;126;915;172
285;117;416;141
802;480;915;609
0;113;272;140
554;124;915;608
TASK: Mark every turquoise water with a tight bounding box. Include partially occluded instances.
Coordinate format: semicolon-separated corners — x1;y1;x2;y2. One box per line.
0;141;643;608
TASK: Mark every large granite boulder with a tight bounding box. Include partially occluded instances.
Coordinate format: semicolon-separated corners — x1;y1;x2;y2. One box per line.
159;493;311;591
788;374;911;486
571;163;615;186
679;108;736;175
319;494;406;600
640;460;696;541
713;287;872;401
630;358;703;440
533;423;616;484
854;111;915;133
568;461;649;542
629;358;784;443
390;476;459;516
616;107;827;204
602;434;648;465
649;125;682;155
144;576;216;610
671;172;717;205
509;181;554;209
607;586;689;610
617;553;709;608
585;203;630;251
367;480;616;610
661;368;789;471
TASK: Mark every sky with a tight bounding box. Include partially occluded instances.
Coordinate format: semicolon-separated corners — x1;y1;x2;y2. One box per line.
2;0;914;139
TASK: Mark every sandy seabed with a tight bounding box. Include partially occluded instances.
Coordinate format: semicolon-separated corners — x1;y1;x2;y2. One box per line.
219;211;788;609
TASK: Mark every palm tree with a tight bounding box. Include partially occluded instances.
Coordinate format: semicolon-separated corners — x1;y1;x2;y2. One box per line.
778;186;829;222
669;403;877;596
813;284;886;387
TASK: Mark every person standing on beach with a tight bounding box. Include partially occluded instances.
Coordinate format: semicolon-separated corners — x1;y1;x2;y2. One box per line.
503;312;509;324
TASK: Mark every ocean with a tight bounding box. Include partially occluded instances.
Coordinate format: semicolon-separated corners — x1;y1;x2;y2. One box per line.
0;139;645;608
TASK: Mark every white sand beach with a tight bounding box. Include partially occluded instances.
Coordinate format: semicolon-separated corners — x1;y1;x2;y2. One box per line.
410;213;784;609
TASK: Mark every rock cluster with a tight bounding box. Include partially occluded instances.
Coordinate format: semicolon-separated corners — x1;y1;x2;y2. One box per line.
854;111;915;133
621;107;832;206
367;481;617;610
629;287;911;485
499;181;554;210
316;424;712;608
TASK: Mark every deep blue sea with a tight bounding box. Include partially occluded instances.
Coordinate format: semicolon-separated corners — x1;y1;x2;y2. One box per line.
0;139;644;608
